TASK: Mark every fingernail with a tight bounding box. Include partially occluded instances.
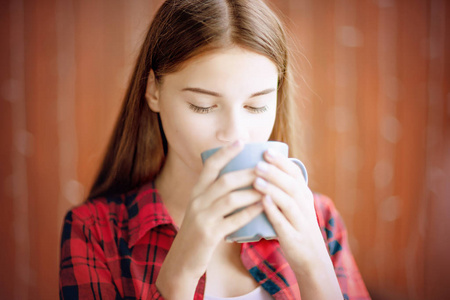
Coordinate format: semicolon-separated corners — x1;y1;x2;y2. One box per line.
231;140;242;148
266;148;277;160
255;177;267;187
256;161;268;173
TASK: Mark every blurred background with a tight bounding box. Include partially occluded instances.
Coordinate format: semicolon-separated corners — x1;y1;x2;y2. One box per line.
0;0;449;299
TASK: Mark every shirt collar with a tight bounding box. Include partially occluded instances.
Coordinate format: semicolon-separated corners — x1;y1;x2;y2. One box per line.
126;181;175;247
241;240;300;299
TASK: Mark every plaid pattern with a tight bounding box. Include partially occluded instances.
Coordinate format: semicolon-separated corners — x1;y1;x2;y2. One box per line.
60;181;370;299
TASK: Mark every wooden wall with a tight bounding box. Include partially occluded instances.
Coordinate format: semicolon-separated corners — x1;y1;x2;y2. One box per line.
0;0;448;299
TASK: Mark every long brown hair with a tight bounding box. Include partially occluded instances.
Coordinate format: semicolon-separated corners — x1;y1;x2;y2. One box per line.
88;0;297;200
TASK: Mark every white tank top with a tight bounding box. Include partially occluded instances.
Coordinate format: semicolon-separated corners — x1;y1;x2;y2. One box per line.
204;286;273;300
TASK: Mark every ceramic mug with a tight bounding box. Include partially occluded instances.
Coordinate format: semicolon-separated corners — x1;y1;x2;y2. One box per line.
201;141;308;243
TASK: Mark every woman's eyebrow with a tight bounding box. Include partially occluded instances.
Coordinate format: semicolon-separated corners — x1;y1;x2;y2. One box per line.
181;87;276;98
182;87;221;97
249;88;276;98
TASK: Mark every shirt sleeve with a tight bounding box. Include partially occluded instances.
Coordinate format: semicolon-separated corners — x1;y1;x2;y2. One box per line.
59;209;166;300
313;193;371;300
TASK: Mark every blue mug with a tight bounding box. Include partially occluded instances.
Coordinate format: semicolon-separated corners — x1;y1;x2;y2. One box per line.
201;141;308;243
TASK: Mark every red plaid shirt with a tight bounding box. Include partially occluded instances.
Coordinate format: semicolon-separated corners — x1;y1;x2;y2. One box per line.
59;181;370;299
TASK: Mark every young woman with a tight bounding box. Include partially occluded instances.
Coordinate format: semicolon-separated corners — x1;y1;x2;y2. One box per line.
59;0;370;299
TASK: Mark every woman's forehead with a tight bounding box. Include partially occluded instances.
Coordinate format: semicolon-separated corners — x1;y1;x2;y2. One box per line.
161;46;278;92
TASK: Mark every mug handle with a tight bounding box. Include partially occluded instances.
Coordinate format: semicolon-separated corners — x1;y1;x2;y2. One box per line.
289;158;308;185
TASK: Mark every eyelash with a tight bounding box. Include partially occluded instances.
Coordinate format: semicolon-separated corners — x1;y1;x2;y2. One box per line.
188;104;268;114
189;104;214;114
246;105;268;113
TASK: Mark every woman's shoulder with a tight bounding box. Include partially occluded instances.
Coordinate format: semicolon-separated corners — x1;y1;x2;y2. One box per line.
313;192;339;217
312;192;347;241
64;190;139;226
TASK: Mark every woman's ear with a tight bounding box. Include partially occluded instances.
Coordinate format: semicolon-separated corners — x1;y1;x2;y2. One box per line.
145;69;160;112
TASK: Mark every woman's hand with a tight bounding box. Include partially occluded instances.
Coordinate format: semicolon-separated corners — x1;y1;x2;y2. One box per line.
253;149;343;299
156;140;264;299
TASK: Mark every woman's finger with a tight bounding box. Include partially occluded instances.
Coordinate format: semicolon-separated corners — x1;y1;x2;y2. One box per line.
255;161;300;197
221;202;264;237
253;177;303;228
196;168;256;208
264;149;306;183
192;140;244;197
261;195;293;237
210;189;263;218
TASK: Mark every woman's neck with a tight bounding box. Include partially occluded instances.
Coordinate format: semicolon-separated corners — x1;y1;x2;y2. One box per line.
155;153;200;226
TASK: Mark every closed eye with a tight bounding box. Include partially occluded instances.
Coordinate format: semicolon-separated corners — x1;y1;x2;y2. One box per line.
189;103;216;114
245;105;268;114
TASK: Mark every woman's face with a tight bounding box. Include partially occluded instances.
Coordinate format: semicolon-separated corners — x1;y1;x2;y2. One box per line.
147;46;279;173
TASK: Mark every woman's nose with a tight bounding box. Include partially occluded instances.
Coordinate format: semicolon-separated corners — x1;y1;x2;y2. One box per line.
216;110;248;143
